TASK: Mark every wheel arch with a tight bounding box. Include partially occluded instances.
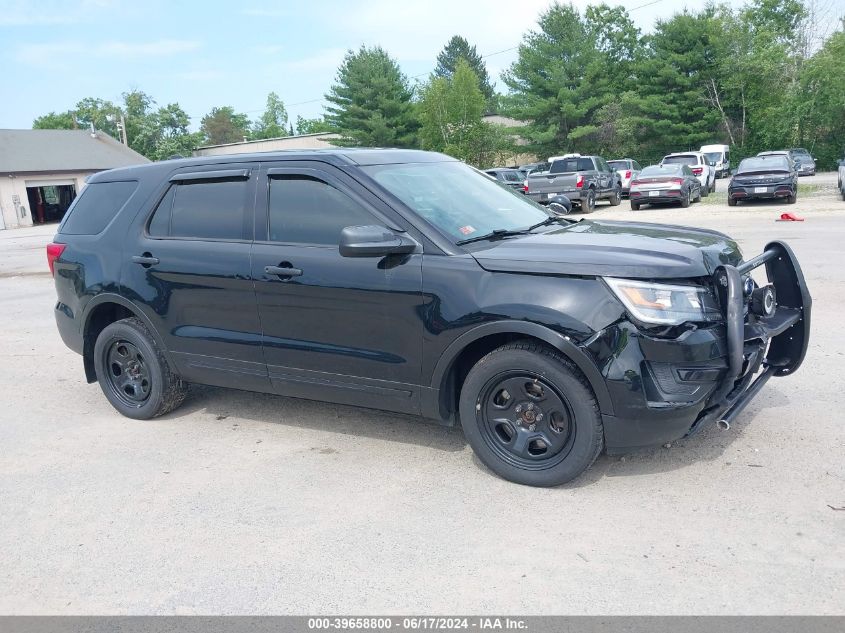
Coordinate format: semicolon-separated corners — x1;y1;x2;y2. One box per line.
80;294;173;383
427;321;614;422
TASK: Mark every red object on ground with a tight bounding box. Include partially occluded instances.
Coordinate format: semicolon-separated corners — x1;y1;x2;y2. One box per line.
777;212;805;222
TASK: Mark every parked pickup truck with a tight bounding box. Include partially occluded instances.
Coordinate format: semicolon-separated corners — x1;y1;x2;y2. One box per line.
526;154;622;212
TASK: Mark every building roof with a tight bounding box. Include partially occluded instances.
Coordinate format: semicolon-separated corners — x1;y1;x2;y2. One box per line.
195;131;339;151
0;129;150;174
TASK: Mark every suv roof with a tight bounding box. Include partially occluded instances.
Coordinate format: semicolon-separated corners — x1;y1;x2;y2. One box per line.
87;148;454;184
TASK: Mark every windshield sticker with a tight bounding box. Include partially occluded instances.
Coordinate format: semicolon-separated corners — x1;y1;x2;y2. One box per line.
458;225;476;236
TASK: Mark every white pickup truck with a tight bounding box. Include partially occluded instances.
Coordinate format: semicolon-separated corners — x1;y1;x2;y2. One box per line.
838;158;845;201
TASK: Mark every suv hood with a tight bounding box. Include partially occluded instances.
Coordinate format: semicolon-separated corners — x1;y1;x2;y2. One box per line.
470;219;742;279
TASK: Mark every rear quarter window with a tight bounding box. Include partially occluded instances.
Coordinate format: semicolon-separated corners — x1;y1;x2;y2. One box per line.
59;181;138;235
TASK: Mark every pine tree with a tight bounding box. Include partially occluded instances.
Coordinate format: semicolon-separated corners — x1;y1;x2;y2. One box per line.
434;36;495;104
325;46;418;147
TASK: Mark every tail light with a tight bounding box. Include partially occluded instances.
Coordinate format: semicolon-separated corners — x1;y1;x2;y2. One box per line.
624;170;632;179
630;180;641;187
576;175;584;188
523;180;528;193
692;167;703;176
673;178;684;185
46;243;66;276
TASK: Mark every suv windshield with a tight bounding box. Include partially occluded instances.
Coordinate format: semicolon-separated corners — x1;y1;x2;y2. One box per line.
703;152;721;163
662;155;698;166
363;161;549;242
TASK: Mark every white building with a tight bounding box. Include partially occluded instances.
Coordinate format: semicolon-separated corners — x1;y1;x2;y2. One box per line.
0;129;149;230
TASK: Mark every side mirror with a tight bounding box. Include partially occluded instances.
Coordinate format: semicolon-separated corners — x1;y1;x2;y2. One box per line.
339;225;417;258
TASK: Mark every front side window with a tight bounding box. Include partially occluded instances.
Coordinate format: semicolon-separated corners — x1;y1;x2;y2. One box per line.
268;175;377;245
363;161;549;243
148;178;248;240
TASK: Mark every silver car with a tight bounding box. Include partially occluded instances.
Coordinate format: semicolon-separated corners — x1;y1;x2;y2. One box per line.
608;158;643;198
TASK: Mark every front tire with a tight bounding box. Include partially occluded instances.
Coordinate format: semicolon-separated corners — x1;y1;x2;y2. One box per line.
94;317;188;420
609;187;622;206
459;340;604;487
680;189;691;208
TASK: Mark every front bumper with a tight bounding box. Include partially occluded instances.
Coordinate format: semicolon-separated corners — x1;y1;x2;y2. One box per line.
593;241;811;451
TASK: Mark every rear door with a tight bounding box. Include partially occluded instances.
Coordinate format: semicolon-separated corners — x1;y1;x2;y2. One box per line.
250;161;424;414
121;164;268;391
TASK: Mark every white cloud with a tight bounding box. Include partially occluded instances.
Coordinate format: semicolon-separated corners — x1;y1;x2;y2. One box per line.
16;39;202;67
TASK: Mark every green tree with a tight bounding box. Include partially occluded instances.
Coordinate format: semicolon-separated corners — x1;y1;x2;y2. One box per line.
501;3;604;158
252;92;289;139
295;115;333;135
121;89;157;156
434;35;495;105
134;102;202;160
324;46;418;147
200;106;251;145
72;97;123;138
420;60;485;159
33;111;77;129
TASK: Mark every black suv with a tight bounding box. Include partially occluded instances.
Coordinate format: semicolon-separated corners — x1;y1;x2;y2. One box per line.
49;150;811;486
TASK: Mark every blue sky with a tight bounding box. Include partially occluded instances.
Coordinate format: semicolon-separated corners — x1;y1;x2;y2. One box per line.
1;0;749;131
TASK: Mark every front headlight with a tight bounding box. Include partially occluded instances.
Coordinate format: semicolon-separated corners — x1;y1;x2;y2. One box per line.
604;277;722;325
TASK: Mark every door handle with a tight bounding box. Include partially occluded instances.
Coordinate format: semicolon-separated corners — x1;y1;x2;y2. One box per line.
265;265;303;278
131;254;159;266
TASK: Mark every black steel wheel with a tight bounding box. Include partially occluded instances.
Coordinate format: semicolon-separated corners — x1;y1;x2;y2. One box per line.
94;317;188;419
459;340;603;486
104;339;152;407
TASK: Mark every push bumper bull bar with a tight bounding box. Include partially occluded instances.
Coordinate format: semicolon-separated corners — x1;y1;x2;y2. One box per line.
693;240;811;432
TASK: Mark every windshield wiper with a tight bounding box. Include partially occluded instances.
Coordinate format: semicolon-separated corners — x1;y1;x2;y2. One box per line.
526;215;575;231
456;228;528;245
456;216;575;246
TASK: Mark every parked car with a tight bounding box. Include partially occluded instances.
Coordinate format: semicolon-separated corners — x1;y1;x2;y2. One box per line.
660;152;716;195
526;154;622;212
789;148;816;176
837;157;845;201
485;168;526;192
607;158;643;197
728;155;797;206
629;164;702;210
700;144;731;178
757;150;798;172
48;149;811;487
519;162;550;176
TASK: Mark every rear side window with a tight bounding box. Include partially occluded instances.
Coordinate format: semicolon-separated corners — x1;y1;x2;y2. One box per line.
268;175;377;245
503;171;522;182
60;181;138;235
148;178;249;240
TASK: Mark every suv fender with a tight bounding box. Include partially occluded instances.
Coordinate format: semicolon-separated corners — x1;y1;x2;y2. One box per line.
427;320;614;419
80;293;177;383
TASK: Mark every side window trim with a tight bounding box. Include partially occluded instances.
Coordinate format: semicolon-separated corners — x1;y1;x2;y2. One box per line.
145;167;256;242
169;169;250;183
257;166;393;245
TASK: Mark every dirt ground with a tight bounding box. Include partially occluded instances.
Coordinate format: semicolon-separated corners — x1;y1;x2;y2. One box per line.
0;173;842;615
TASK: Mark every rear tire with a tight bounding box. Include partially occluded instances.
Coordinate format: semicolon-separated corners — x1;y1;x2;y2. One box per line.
459;340;604;487
787;193;797;204
93;317;188;420
581;188;596;213
630;200;640;210
728;196;737;207
701;183;709;198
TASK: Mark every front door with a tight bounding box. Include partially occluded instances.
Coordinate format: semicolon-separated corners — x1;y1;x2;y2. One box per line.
251;162;424;415
122;164;268;391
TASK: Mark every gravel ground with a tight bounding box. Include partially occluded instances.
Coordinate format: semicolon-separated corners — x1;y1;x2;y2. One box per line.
0;174;843;615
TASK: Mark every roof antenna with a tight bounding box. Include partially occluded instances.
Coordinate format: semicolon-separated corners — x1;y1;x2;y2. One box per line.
89;123;98;139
